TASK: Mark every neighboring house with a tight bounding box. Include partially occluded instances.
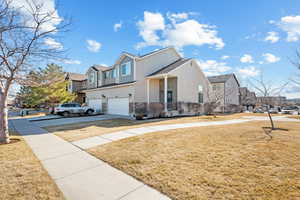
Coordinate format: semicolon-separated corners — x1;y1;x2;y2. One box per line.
65;72;87;104
256;96;287;107
207;73;241;112
239;87;256;111
82;47;211;117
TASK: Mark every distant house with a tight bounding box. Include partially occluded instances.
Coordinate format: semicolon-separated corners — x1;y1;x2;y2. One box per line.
81;47;211;117
65;72;87;104
256;96;287;107
207;73;241;112
239;87;256;111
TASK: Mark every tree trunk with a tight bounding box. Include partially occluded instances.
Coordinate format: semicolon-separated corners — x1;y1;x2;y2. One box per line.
267;106;275;130
0;89;10;144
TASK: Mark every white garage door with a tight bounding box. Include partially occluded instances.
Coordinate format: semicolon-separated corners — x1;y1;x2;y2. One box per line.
88;99;102;112
108;97;129;116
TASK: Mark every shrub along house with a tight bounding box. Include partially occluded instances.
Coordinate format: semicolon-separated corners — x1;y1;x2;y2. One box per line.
81;47;211;118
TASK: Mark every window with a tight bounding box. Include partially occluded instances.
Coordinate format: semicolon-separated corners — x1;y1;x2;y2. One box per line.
121;62;131;76
213;84;217;91
104;71;109;79
198;85;204;103
111;69;116;78
89;72;95;83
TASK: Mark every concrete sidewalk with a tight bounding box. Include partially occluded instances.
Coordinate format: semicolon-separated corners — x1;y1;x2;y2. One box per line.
72;116;299;150
31;114;131;128
10;119;170;200
72;118;253;149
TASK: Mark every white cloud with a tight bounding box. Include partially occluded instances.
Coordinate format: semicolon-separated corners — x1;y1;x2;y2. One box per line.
278;15;300;42
196;59;231;76
167;12;189;24
136;11;165;49
114;22;122;32
63;59;81;65
9;0;62;32
236;66;260;78
262;53;280;63
136;11;224;50
264;31;280;43
283;84;300;98
221;55;229;60
44;38;63;49
240;54;254;63
86;39;101;52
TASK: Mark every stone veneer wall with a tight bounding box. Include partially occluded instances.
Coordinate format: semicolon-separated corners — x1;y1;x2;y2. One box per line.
133;102;205;118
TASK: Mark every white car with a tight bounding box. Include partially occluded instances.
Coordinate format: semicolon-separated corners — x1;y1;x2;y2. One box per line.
54;103;94;117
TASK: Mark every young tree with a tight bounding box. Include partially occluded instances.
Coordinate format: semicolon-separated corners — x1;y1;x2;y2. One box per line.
249;74;288;131
0;0;70;143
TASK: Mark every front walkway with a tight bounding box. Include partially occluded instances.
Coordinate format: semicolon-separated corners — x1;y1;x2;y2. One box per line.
10;119;170;200
72;115;298;150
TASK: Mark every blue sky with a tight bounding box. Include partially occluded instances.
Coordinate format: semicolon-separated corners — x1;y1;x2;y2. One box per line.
29;0;300;98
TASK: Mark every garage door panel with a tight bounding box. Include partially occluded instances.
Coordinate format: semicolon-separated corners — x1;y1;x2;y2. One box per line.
88;99;102;112
108;98;129;116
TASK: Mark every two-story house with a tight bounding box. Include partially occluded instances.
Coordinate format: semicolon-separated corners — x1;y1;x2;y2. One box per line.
65;72;87;104
82;47;211;118
239;87;256;111
207;73;241;112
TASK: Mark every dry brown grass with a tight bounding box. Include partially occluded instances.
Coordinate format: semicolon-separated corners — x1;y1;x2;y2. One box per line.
88;121;300;200
45;113;272;142
288;115;300;120
0;130;65;200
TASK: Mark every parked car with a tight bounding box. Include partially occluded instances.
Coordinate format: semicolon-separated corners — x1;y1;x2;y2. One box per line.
253;108;264;113
269;108;278;114
54;103;94;117
281;106;299;115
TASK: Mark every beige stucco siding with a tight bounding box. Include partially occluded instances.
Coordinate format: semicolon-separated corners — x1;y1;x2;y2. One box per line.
149;79;160;102
134;48;181;102
86;68;98;89
85;85;134;100
224;76;239;105
169;59;210;103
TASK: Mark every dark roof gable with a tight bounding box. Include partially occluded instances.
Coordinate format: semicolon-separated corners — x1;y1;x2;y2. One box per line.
148;58;191;77
208;73;240;86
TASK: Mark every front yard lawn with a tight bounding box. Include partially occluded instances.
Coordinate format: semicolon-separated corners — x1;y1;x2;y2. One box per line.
288;115;300;120
0;130;64;200
88;121;300;200
45;113;276;142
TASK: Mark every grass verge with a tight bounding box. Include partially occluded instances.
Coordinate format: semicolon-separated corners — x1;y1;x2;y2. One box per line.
0;130;65;200
88;121;300;200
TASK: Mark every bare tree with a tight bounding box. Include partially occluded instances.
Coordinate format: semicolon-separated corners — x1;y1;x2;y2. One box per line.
249;74;288;132
290;49;300;86
0;0;70;143
204;83;239;117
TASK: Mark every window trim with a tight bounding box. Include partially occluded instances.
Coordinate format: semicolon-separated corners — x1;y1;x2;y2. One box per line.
121;62;131;76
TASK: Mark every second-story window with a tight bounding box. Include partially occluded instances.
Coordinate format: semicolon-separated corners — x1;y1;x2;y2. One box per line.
213;84;217;91
89;72;95;83
111;69;116;78
198;85;204;103
121;62;131;76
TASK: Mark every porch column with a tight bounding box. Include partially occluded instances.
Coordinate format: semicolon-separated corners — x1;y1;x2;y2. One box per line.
147;79;150;112
164;75;168;112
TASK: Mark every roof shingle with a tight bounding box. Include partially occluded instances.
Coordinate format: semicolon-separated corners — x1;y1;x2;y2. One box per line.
148;58;191;77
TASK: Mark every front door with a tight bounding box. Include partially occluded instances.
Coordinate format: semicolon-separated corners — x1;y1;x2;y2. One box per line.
167;91;173;103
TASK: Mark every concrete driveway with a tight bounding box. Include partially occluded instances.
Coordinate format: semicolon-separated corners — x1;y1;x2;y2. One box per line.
31;114;131;128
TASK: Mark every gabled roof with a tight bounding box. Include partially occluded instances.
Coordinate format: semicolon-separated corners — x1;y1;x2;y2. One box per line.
208;73;240;86
66;73;87;81
92;65;109;71
148;58;191;77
